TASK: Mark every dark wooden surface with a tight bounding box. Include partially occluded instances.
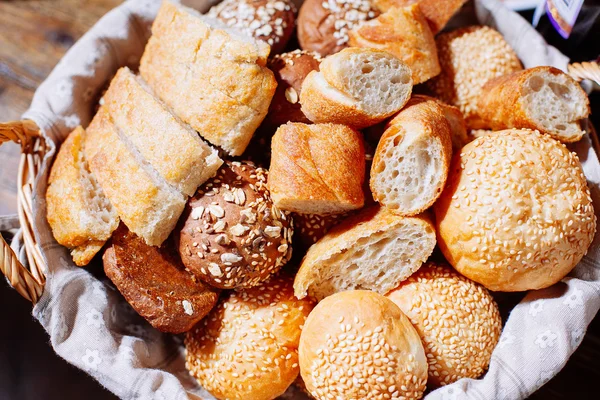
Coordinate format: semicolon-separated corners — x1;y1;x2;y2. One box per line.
0;0;598;399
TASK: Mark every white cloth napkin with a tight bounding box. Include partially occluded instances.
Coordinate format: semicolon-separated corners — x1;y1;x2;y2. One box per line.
9;0;598;399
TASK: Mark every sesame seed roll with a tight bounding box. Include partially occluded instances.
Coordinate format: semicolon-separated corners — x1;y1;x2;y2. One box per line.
387;262;502;387
299;290;428;400
177;161;293;289
434;129;596;292
426;26;522;129
186;273;314;400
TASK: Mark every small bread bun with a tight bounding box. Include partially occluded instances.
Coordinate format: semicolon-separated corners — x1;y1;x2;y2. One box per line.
387;262;502;387
265;50;323;129
208;0;297;54
186;274;314;400
299;290;428;400
297;0;379;56
177;161;293;289
427;26;522;129
434;129;596;291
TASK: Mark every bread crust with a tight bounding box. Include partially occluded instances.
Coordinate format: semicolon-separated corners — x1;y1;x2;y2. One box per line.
478;66;591;143
370;95;453;215
104;224;219;333
268;122;365;214
348;5;440;84
373;0;468;33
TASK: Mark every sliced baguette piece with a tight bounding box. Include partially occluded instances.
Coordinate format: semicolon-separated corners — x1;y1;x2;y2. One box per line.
103;67;222;197
139;0;277;156
85;108;186;246
268;122;366;215
46;126;119;266
478;66;590;143
300;47;413;129
428;96;468;151
374;0;468;34
348;5;440;84
370;95;453;216
294;206;436;301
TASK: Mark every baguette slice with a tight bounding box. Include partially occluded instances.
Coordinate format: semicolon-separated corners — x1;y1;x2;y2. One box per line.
478;66;590;143
269;122;366;215
371;96;453;216
85;108;186;246
139;0;277;156
103;67;222;197
46;126;119;266
374;0;468;33
300;48;413;129
349;5;440;84
294;207;436;301
428;96;468;151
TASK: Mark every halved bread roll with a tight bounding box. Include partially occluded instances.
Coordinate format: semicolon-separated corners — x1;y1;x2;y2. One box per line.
268;122;365;215
478;66;590;143
300;47;413;129
294;206;436;301
370;95;453;216
140;0;277;156
46;126;119;266
349;5;440;84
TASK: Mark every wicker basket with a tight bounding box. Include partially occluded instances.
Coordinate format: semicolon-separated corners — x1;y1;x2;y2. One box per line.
0;62;599;307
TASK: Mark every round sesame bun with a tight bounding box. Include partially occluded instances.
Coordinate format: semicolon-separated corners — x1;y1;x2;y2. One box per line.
434;129;596;292
208;0;297;54
299;290;428;400
292;212;347;250
177;161;293;289
297;0;379;56
386;262;502;387
426;26;522;129
186;274;314;400
265;50;323;129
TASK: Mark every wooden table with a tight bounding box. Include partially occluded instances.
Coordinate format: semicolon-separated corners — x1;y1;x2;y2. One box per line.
0;1;598;399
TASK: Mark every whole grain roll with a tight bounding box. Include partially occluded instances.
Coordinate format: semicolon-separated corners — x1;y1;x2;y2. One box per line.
299;290;428;400
434;129;596;291
186;274;314;400
387;262;502;387
297;0;379;56
177;161;293;289
426;26;522;129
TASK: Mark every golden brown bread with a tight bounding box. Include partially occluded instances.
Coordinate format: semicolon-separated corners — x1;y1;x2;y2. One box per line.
478;66;591;143
348;5;440;84
387;262;502;387
268;122;365;215
373;0;468;33
46;126;119;266
299;290;427;400
434;129;596;291
139;0;277;156
186;273;314;400
177;162;293;289
103;224;219;334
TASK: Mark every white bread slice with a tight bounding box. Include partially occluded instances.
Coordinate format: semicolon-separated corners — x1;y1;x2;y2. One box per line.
294;207;436;301
102;67;222;197
300;47;413;129
478;66;590;143
370;96;453;216
85;108;186;246
46;126;119;266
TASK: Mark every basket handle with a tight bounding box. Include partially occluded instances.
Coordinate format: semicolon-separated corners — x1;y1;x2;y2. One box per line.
0;120;44;304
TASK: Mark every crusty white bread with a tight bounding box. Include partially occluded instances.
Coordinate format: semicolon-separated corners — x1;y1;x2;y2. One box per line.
268;122;366;215
85;108;186;246
374;0;468;33
102;67;222;197
429;96;468;151
348;5;440;84
370;96;453;216
294;206;436;301
139;0;277;156
478;66;590;143
46;126;119;266
300;47;413;129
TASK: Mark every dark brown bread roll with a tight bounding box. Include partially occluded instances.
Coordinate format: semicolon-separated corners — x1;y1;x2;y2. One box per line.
177;161;293;289
103;224;219;334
